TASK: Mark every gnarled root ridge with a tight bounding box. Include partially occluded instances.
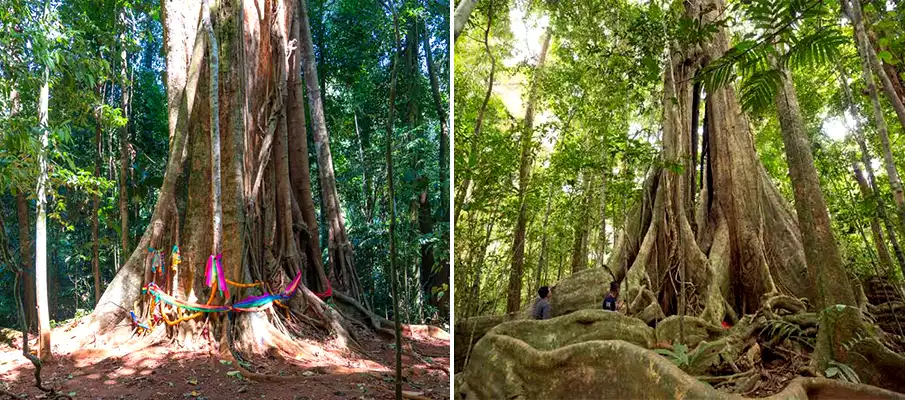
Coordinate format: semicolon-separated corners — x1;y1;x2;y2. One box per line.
456;309;905;399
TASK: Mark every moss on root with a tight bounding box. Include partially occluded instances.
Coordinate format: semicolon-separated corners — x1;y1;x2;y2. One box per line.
457;311;905;399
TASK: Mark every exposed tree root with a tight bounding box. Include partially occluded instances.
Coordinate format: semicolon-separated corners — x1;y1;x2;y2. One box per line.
457;312;905;399
332;291;449;341
459;299;905;399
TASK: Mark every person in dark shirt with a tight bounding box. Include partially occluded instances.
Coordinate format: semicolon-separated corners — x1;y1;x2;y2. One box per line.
602;281;620;311
533;286;552;320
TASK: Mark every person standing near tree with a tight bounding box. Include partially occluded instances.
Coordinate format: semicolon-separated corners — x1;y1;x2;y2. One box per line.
602;281;621;312
533;286;552;320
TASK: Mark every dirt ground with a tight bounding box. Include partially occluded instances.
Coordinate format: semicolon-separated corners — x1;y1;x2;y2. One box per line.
0;323;450;400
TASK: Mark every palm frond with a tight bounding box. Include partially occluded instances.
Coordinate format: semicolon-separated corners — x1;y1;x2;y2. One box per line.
787;30;847;70
740;69;783;113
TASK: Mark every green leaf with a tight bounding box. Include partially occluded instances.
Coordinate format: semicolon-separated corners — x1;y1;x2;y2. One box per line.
740;69;783;113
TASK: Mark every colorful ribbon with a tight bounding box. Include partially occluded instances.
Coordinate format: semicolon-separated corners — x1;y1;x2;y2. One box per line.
148;247;165;277
145;270;304;314
171;245;182;271
205;254;230;299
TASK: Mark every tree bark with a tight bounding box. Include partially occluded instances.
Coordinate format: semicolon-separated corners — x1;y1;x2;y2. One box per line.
119;19;132;259
288;1;329;293
16;193;36;331
93;84;104;306
422;19;448;222
453;0;478;43
772;60;854;309
598;168;608;267
853;162;896;274
836;53;905;287
844;0;905;234
605;0;811;327
11;87;37;332
506;30;551;313
384;1;404;396
35;65;51;362
535;182;554;290
570;175;592;275
846;0;905;137
298;0;362;300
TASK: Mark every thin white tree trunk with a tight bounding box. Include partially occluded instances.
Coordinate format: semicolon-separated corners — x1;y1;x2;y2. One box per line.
453;0;479;43
35;66;51;362
207;0;222;256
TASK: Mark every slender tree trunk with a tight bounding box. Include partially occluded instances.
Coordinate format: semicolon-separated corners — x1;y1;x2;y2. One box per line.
534;182;554;290
845;0;905;234
506;30;551;313
598;168;608;267
93;84;104;306
11;88;37;332
571;174;591;275
837;54;905;282
454;0;494;225
453;0;478;42
422;21;450;312
470;214;496;317
772;60;854;309
288;2;329;292
353;112;373;221
35;65;51;362
853;162;896;273
846;0;905;136
298;0;361;300
384;2;404;396
17;193;36;331
422;20;448;216
119;23;131;259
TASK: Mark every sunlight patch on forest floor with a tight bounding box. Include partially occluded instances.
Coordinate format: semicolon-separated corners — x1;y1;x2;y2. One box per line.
0;323;450;399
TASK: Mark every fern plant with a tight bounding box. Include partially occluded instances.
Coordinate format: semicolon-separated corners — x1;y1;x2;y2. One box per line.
760;318;815;348
654;341;723;374
696;0;848;113
655;343;691;367
825;360;861;383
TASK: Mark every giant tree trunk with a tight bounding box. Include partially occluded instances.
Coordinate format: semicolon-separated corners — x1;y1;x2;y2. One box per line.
298;0;363;302
35;66;51;362
606;0;810;327
506;30;551;313
66;0;374;363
